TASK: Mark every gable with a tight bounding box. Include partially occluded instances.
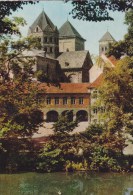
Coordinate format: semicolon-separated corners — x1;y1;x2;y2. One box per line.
57;50;92;69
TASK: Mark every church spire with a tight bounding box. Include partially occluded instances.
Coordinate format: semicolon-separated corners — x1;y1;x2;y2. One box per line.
99;31;116;55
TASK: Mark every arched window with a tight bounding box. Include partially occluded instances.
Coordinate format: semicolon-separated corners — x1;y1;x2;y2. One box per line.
46;110;58;122
76;110;88;122
61;110;73;122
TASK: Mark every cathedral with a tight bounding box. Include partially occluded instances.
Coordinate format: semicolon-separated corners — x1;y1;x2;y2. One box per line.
27;10;116;124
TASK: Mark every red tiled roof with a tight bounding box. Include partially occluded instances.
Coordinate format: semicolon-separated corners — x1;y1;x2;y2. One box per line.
108;55;117;65
89;74;103;88
39;83;90;94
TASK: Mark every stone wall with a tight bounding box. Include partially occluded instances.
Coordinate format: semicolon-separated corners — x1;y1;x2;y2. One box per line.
36;56;67;82
75;38;85;51
59;38;75;52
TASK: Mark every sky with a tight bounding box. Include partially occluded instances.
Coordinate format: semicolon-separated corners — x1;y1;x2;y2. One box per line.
11;1;128;55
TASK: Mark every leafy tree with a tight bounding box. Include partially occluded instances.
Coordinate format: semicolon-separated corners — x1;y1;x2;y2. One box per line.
0;2;35;34
0;1;133;35
107;9;133;58
69;0;133;22
52;111;78;135
98;57;133;136
0;18;44;172
37;116;127;172
0;35;43;138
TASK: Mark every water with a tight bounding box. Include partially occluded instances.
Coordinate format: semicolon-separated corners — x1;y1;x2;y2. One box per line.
0;172;133;195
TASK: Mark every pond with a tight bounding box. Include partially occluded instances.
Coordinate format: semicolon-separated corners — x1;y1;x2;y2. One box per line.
0;172;133;195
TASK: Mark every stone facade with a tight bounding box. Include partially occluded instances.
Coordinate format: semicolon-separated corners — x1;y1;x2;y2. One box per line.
37;83;90;122
59;37;85;52
59;21;85;52
36;56;67;82
57;50;93;83
59;38;75;52
99;31;116;55
28;11;59;58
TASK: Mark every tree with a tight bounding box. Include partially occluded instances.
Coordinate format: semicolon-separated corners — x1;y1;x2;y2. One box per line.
52;111;78;135
0;17;43;139
69;0;133;22
0;2;35;34
107;9;133;58
98;57;133;136
0;1;133;35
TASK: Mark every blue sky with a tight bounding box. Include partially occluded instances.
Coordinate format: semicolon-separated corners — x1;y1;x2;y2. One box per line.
11;1;128;55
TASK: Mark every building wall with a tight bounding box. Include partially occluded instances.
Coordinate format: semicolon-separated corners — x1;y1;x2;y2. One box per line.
89;64;103;83
99;40;115;55
59;37;84;52
59;38;75;52
39;93;90;121
75;38;84;51
36;56;67;82
64;70;82;83
28;26;59;58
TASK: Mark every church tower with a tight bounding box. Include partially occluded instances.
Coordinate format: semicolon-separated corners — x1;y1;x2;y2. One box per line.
59;21;86;52
99;31;116;55
28;10;59;58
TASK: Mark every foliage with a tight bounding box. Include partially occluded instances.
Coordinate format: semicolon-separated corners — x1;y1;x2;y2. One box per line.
0;2;35;34
0;1;133;35
88;145;122;172
0;138;38;173
0;33;43;138
37;121;127;172
69;0;133;22
52;112;78;135
107;9;133;58
98;57;133;135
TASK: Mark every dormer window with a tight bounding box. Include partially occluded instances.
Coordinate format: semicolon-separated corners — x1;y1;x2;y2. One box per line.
35;26;39;32
65;62;69;67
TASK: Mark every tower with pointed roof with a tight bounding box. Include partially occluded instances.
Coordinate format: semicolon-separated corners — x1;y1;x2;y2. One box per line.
99;31;116;55
28;11;59;58
59;21;86;52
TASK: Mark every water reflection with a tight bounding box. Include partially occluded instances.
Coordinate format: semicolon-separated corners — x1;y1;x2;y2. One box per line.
0;172;133;195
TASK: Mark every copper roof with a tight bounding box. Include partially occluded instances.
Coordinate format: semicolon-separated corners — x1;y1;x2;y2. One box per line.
29;11;58;33
59;21;85;41
99;31;116;42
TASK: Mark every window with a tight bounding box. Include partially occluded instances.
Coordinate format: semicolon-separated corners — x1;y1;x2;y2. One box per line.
44;47;47;52
71;97;76;104
79;97;83;104
35;27;39;32
93;107;105;114
44;37;47;43
93;90;98;98
65;62;69;67
46;97;51;105
93;108;98;114
37;97;44;104
50;47;52;53
55;97;59;105
49;37;52;42
63;97;67;105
